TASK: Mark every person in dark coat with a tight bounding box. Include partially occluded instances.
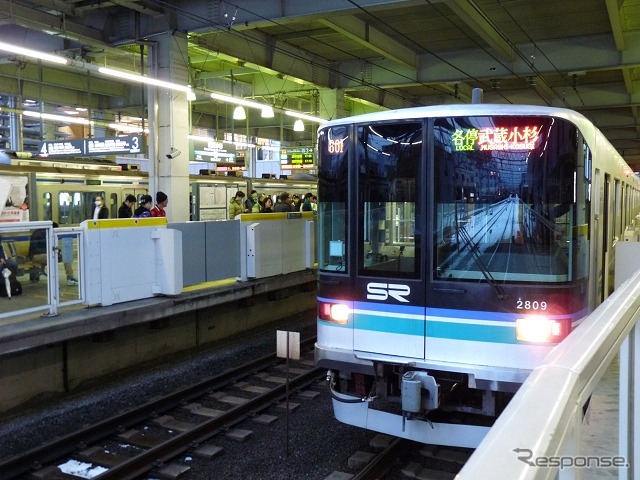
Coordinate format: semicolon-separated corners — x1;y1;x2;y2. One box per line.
260;196;274;213
118;194;136;218
301;192;314;212
274;192;293;212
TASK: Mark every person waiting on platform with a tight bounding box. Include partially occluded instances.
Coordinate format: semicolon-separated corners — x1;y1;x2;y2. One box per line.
274;192;293;212
260;196;274;213
245;189;261;213
228;191;246;219
118;194;136;218
28;223;78;286
151;191;168;218
92;195;108;219
301;192;314;212
291;194;302;212
133;195;153;218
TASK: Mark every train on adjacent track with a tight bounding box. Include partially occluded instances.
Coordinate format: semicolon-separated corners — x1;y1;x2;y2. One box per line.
314;103;640;447
0;158;316;225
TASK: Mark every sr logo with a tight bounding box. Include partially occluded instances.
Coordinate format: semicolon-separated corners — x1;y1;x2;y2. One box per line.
366;283;411;303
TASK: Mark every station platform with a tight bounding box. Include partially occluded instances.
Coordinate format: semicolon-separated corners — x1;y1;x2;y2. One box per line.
0;268;317;413
582;356;621;480
0;268;314;355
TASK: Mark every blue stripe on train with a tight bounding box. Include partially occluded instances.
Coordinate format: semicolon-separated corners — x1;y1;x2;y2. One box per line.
319;298;587;344
426;320;517;343
351;312;516;343
352;301;584;322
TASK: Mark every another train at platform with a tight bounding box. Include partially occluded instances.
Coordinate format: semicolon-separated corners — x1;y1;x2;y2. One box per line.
0;158;316;225
314;103;640;447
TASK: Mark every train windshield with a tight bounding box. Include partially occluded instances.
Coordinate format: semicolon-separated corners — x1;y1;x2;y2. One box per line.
434;115;590;284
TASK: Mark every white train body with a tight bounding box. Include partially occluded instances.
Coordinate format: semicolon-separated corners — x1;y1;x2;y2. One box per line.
315;104;640;446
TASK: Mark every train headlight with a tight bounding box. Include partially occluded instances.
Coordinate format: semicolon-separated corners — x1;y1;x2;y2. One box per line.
516;316;571;343
318;301;349;324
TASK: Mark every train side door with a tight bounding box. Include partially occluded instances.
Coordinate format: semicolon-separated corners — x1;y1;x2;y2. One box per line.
351;122;426;359
592;169;606;306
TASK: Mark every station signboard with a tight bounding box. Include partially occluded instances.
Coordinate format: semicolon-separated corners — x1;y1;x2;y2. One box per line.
192;138;237;162
216;149;247;172
280;147;315;169
38;135;143;157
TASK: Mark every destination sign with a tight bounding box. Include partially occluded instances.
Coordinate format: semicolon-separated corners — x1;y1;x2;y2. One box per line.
452;126;541;152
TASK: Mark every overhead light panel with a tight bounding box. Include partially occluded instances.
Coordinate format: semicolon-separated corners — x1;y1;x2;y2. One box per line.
211;92;264;110
98;67;194;95
23;111;92;125
109;123;149;134
285;110;326;124
0;41;69;65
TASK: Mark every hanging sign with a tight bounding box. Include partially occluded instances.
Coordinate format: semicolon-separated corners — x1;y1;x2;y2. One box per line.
38;135;143;157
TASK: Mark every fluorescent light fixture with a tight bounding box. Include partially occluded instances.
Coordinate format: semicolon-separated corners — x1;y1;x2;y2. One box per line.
233;106;246;120
98;67;193;95
23;110;92;125
109;123;149;134
285;110;326;123
293;119;305;131
211;91;325;123
188;134;216;142
211;92;270;111
0;41;69;65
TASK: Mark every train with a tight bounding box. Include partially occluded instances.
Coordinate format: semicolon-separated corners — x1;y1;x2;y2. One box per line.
314;103;640;447
0;158;317;225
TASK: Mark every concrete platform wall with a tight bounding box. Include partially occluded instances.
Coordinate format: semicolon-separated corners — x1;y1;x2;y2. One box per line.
0;282;316;414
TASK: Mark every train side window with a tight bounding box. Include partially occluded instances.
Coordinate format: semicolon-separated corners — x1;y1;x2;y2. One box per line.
57;192;72;225
109;193;118;219
71;192;82;224
42;192;52;221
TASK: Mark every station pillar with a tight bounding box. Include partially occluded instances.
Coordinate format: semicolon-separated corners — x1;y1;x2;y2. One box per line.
319;88;348;121
150;32;190;222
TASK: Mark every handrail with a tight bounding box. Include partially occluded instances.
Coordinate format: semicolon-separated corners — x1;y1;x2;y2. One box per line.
0;221;59;318
456;267;640;480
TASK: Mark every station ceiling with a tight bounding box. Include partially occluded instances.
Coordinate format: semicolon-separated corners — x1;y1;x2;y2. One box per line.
0;0;638;168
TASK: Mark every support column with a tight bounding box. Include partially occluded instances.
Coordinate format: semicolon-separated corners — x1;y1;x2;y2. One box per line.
318;88;347;121
150;32;191;222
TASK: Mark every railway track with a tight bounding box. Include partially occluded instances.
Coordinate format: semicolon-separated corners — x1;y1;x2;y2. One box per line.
0;337;322;479
347;437;472;480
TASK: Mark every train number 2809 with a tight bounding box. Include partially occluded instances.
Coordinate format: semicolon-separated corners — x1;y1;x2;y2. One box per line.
516;298;547;310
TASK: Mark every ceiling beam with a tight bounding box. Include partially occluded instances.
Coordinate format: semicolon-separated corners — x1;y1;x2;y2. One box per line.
318;16;417;70
447;0;516;63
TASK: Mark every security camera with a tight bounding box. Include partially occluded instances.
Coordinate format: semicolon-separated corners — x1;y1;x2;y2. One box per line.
166;148;181;159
